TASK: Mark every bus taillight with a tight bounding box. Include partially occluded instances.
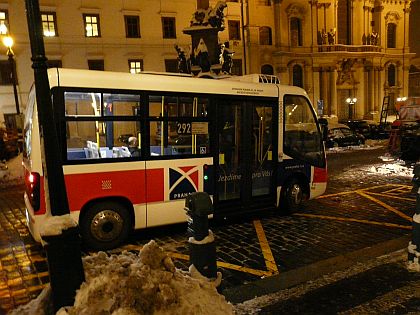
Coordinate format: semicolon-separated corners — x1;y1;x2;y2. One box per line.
26;172;40;212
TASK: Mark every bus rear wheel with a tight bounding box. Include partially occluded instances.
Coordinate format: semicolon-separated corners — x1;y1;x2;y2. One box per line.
280;178;304;214
80;201;131;250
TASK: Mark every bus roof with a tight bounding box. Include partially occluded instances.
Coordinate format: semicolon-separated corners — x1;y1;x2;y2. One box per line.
47;68;307;98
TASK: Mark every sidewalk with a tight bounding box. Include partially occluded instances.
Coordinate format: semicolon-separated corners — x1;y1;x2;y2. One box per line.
231;236;420;314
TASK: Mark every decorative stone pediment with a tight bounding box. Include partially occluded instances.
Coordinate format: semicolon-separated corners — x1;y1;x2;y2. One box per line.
286;3;305;18
385;11;401;24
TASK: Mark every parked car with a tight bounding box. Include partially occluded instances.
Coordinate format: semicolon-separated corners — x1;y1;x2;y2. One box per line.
326;124;365;148
340;119;372;138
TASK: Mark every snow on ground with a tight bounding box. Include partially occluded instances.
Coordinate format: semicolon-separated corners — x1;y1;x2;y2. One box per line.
9;240;233;315
368;154;415;177
326;139;388;154
0;153;24;188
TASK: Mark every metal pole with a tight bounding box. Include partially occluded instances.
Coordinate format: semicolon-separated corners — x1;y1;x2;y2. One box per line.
25;0;69;216
25;0;84;311
7;50;20;114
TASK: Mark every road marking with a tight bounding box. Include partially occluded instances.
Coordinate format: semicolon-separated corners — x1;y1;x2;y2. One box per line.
356;190;412;222
316;191;355;199
118;243;274;277
294;213;412;230
253;220;279;275
367;191;416;202
382;185;412;195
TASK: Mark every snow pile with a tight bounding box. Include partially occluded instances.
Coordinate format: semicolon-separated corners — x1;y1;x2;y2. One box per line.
0;153;24;188
9;240;233;315
368;161;414;177
40;215;78;237
52;240;233;315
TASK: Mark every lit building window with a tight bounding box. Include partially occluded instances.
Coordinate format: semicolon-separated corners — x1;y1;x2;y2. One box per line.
0;10;8;35
84;14;100;37
259;27;272;45
41;12;58;37
162;17;176;39
228;20;241;40
125;15;140;38
129;59;143;73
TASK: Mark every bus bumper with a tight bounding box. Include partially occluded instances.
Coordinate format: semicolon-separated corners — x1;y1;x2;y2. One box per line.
24;192;42;242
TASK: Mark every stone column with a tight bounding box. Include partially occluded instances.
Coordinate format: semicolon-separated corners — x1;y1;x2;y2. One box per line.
368;67;374;112
378;66;385;110
373;67;378;111
312;66;321;108
329;67;338;116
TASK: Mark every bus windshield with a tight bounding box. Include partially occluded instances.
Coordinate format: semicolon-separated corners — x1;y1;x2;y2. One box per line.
283;94;325;168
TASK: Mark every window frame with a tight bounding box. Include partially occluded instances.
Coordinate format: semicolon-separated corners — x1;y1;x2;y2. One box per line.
88;60;105;71
83;13;101;37
387;23;396;48
0;10;9;35
54;87;212;164
161;17;176;39
0;60;15;85
41;11;58;37
128;59;143;74
259;26;272;45
228;20;241;40
124;15;141;38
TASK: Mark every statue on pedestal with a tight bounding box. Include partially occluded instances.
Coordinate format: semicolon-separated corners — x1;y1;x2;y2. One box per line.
370;29;379;45
175;45;191;74
327;29;335;45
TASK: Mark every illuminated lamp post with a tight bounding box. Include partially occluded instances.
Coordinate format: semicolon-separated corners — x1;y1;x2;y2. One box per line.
346;97;357;120
2;35;20;114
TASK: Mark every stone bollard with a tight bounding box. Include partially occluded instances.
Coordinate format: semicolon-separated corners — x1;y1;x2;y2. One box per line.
408;163;420;271
185;192;217;279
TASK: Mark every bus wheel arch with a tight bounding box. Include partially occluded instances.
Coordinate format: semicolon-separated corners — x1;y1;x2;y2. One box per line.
79;197;134;250
279;173;309;214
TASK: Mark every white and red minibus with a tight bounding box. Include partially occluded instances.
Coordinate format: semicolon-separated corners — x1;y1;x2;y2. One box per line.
23;68;327;250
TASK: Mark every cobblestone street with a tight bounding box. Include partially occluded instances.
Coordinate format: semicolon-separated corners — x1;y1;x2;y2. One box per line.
0;147;418;314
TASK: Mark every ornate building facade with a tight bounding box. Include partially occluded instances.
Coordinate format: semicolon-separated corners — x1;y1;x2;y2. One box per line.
0;0;416;124
242;0;415;120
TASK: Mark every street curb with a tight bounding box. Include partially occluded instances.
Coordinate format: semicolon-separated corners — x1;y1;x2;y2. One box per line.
222;234;411;304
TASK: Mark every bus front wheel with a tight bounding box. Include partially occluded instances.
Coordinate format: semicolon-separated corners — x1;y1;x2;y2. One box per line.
81;201;131;250
280;179;304;214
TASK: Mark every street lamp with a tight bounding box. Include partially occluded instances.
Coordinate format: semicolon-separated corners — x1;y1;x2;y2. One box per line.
2;35;20;114
346;97;357;120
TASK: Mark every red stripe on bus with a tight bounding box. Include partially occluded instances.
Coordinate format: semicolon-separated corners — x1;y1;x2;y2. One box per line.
313;167;327;183
146;168;164;202
65;170;148;211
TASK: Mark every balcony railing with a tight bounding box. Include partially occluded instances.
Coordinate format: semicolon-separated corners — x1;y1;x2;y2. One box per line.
317;44;382;53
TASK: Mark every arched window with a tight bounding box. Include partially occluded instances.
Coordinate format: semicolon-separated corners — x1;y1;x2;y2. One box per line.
290;17;302;47
387;23;396;48
388;64;396;86
292;64;303;87
261;64;274;75
259;27;272;45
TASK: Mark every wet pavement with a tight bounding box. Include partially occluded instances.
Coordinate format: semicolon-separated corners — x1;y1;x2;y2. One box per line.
0;146;419;314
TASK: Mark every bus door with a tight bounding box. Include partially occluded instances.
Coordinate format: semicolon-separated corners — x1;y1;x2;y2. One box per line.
215;99;277;213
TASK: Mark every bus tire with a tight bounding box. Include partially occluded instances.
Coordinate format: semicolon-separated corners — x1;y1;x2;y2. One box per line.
80;201;131;250
280;178;304;214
